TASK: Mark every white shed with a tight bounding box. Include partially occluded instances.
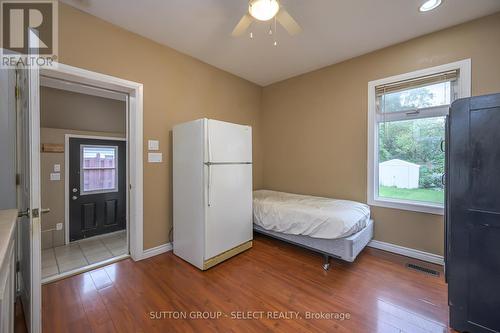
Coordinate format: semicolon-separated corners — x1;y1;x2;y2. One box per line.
379;159;420;189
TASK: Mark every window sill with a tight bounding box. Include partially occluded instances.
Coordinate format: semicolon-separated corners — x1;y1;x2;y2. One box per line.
368;197;444;215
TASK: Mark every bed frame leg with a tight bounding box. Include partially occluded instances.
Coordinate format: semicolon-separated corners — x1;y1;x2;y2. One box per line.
322;254;330;271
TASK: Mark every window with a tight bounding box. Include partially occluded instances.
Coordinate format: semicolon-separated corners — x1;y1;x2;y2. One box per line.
81;145;118;195
368;60;471;214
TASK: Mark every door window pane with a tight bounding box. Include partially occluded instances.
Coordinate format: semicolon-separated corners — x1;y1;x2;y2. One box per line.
81;146;118;194
378;117;445;204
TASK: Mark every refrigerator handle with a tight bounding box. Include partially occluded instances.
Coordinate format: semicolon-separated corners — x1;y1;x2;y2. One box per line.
207;163;212;207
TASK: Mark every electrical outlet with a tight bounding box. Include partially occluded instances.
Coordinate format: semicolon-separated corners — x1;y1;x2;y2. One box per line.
56;223;63;231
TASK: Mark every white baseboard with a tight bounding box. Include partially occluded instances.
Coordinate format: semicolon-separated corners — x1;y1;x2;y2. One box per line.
138;242;173;261
136;240;444;265
368;240;444;265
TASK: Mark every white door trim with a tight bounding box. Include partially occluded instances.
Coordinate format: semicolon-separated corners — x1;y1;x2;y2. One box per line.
41;62;144;261
41;76;127;102
29;59;42;333
64;134;127;245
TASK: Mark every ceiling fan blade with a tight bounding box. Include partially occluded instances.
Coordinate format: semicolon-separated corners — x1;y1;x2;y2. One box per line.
276;8;302;36
231;14;253;36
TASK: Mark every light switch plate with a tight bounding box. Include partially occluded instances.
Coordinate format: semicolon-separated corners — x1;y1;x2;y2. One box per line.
148;152;162;163
54;164;61;172
50;173;60;181
56;223;63;231
148;140;159;151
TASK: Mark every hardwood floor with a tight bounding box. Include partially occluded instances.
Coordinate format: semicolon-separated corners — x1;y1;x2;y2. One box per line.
14;301;28;333
33;235;452;333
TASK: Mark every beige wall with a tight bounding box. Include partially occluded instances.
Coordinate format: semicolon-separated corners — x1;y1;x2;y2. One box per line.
41;87;126;133
58;3;499;255
58;3;263;250
261;12;500;255
40;128;125;249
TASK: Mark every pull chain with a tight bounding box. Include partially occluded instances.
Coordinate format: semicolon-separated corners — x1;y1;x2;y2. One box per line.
273;16;278;46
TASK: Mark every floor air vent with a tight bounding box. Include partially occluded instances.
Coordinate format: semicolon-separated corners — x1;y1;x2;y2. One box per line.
406;263;440;277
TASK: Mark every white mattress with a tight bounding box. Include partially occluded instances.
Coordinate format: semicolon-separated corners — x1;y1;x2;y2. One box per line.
253;190;370;240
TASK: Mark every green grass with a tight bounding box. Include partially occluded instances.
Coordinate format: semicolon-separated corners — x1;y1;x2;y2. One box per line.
379;186;444;204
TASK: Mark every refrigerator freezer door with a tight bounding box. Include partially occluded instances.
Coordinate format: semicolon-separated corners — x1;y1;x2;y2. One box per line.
207;119;252;163
205;164;252;259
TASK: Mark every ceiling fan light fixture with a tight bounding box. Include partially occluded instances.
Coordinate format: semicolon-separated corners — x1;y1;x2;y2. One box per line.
249;0;280;21
419;0;442;12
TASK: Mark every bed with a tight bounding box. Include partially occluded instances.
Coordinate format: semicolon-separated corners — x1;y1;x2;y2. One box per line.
253;190;373;270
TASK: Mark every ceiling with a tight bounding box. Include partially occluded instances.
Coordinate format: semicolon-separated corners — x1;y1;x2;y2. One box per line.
61;0;500;86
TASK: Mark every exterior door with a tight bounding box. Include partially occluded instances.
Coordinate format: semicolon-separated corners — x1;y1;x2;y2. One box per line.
16;63;42;332
69;138;126;241
205;164;252;259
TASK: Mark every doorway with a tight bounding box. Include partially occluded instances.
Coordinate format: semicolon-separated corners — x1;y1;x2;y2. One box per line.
39;80;131;282
13;61;143;332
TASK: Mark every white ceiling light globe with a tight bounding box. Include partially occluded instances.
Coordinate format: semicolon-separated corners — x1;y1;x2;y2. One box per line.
419;0;442;12
249;0;280;21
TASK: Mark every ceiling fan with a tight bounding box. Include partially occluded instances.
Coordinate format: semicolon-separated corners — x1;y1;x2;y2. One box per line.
231;0;302;38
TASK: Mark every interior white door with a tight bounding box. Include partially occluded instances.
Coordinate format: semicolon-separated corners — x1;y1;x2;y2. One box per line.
16;60;41;333
205;164;252;259
207;119;252;163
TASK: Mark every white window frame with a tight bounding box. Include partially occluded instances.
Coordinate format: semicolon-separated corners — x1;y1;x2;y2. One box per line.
367;59;471;215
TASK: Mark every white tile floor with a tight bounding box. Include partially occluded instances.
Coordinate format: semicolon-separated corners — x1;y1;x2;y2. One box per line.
42;230;127;279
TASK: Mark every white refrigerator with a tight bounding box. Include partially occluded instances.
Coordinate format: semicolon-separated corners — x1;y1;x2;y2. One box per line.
173;118;253;270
